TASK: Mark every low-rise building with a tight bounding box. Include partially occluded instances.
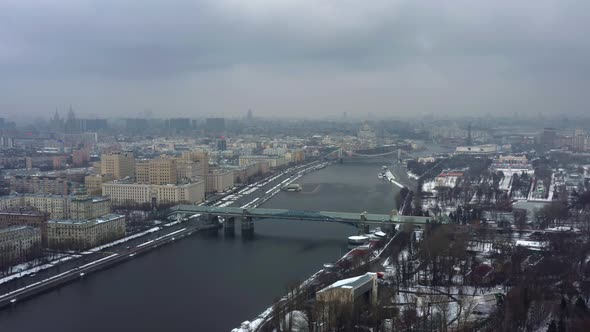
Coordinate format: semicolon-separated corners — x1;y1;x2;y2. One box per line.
0;226;42;267
316;272;378;327
47;214;126;250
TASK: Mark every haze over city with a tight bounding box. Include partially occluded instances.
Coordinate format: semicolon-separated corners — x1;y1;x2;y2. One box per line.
2;0;590;122
3;2;590;332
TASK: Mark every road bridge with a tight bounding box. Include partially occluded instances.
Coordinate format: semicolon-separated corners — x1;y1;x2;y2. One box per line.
168;205;438;236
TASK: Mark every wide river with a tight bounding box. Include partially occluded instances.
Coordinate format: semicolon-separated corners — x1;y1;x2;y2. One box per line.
0;161;399;332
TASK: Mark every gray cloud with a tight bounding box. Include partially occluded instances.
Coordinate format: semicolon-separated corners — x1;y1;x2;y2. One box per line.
1;0;589;120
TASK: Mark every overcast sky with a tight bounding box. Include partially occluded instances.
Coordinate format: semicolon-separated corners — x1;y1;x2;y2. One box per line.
1;0;589;121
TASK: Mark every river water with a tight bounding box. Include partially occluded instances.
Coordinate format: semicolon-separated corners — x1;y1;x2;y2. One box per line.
0;161;399;332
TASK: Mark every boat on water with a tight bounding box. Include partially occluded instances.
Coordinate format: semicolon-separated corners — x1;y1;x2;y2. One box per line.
315;162;329;170
378;166;389;180
348;228;387;249
348;235;369;249
281;183;302;192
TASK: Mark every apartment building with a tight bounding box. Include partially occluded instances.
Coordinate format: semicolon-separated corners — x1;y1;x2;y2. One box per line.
101;151;135;179
103;181;205;205
0;194;110;220
239;155;287;168
0;226;42;267
206;169;235;193
47;214;126;250
85;174;114;196
9;175;69;195
0;209;48;245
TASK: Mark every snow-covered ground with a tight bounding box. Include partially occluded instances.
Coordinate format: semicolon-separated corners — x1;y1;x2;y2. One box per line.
422;180;437;192
0;254;81;285
1;226;162;286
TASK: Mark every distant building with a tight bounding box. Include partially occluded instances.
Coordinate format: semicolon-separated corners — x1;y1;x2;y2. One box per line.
231;162;269;184
167;118;192;131
455;144;499;155
85;174;114;196
79;118;108;131
206;169;234;193
175;159;205;183
541;128;557;150
0;194;111;220
573;128;588;152
239;155;287;168
47;214;126;250
101;151;135;179
182;151;209;177
72;149;90;167
102;181;205;206
9;175;69;195
216;137;227;151
0;210;48;245
0;226;42;267
357;122;377;148
498;155;528;165
285;150;305;163
205;118;225;136
125;118;148;133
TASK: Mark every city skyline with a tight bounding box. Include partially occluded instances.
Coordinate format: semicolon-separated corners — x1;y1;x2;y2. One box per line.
1;0;590;121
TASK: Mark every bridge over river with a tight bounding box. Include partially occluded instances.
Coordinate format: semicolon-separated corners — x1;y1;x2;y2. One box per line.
168;205;439;236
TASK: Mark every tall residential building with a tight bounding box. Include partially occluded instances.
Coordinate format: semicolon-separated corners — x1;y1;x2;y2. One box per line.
135;160;150;184
217;137;227;151
541;128;557;150
182;151;209;178
148;159;177;185
573;128;587;152
175;159;204;183
101;151;135;179
205;118;225;136
135;158;184;185
167;118;192;131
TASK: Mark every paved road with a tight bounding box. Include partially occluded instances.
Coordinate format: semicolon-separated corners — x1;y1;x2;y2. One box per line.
0;221;216;309
0;161;322;310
